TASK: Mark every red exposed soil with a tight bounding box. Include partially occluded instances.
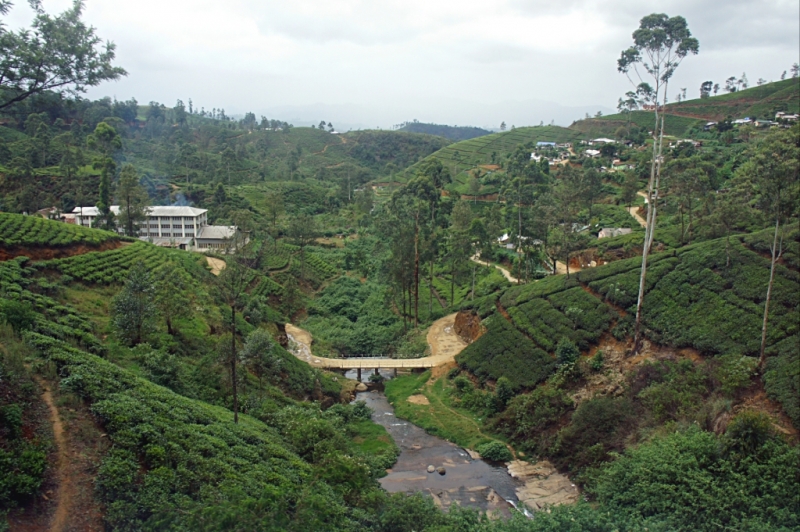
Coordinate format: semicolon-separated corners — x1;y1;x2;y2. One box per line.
454;310;484;344
0;240;125;262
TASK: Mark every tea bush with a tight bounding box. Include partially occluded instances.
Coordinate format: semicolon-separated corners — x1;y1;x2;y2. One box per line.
457;316;556;390
0;212;120;247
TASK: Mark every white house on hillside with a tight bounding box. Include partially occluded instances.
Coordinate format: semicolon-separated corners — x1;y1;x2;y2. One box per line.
72;205;237;250
598;228;632;239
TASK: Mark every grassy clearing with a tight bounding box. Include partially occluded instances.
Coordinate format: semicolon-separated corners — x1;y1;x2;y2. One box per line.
350;419;396;456
385;371;495;450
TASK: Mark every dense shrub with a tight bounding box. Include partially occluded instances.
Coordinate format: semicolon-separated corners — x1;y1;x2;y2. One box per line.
588;426;800;531
491;385;573;456
551;396;634;473
632;360;709;422
476;441;513;462
555;338;579;366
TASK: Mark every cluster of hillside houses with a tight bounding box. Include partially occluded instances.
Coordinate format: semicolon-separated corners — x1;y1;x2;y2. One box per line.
704;112;798;131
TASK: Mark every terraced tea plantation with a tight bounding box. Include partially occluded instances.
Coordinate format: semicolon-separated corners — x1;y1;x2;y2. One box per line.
44;241;209;284
459;230;800;424
0;212;121;248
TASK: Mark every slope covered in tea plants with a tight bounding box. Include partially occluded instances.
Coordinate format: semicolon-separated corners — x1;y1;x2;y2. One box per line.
458;229;800;425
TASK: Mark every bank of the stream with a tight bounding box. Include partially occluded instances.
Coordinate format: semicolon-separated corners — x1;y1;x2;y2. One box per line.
286;319;579;517
356;388;521;515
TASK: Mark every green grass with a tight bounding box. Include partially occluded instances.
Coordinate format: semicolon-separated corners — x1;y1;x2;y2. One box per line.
349;419;396;455
385;371;495;449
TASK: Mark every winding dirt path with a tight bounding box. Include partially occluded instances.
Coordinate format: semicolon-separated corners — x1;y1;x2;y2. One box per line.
36;379;72;532
628;207;647;228
470;255;518;284
628;191;649;228
206;257;226;276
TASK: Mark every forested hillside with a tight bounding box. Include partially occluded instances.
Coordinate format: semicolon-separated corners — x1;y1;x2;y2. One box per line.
397;121;493;141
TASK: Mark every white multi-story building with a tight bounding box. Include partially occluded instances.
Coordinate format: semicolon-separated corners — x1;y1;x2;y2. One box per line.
72;206;237;250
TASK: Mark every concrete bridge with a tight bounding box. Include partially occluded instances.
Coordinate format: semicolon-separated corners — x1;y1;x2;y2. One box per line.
284;314;468;379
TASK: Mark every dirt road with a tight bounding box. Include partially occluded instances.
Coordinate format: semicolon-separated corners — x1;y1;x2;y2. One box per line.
554;260;582;275
628;191;649;228
206;257;226;276
285;313;468;369
628;207;647;228
426;313;468;358
470;255;518;284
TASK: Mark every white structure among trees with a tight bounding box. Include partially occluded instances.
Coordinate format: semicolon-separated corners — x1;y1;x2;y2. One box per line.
73;205;236;250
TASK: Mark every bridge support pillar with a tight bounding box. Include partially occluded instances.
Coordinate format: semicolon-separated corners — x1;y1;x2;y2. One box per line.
374;368;379;376
393;368;397;378
357;368;361;382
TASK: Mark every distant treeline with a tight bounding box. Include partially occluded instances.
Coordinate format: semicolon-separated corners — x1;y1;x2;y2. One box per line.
397;120;491;141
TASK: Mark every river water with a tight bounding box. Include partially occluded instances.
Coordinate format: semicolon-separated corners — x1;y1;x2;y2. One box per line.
353;384;523;515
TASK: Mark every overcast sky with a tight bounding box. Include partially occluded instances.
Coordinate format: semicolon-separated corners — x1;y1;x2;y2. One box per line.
6;0;800;129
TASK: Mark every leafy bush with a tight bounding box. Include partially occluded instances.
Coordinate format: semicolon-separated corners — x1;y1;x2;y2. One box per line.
633;360;709;422
556;338;580;366
711;353;758;396
476;441;513;462
551;396;634;473
588;425;800;531
491;385;573;456
589;350;604;372
763;336;800;426
0;442;47;506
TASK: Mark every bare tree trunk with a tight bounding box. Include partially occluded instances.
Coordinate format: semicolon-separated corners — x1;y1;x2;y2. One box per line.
759;217;783;369
429;203;436;318
231;306;238;424
632;84;664;355
414;214;420;327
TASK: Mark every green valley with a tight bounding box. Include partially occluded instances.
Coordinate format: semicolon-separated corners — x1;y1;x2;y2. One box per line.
1;4;799;531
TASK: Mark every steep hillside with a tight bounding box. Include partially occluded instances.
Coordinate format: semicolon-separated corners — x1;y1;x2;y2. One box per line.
568;111;701;138
458;229;800;426
667;78;800;121
0;218;409;530
569;78;799;138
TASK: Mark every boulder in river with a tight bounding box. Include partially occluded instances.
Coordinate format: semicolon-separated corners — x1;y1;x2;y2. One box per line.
437;466;446;475
427;465;435;473
355;383;368;392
